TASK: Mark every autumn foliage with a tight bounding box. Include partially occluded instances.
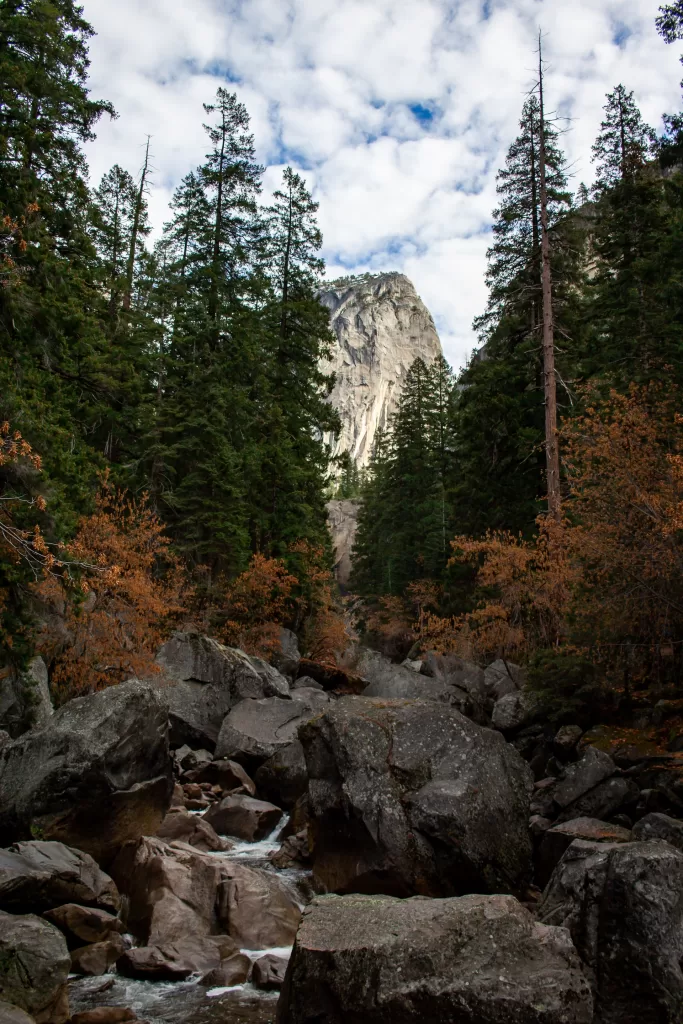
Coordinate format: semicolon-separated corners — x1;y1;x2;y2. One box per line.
36;477;188;702
419;384;683;687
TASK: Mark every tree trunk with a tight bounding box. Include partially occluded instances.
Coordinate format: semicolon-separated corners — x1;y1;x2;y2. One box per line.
123;137;151;312
538;35;561;521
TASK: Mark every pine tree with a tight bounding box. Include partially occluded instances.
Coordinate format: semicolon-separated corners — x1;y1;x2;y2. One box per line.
591;85;657;194
91;164;137;322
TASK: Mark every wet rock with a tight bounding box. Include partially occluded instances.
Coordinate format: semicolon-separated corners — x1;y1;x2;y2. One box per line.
270;830;310;869
70;935;126;976
536;817;632;889
117;946;193;981
70;1010;136;1024
255;741;308;809
0;1001;36;1024
491;690;542;733
44;904;123;947
538;839;683;1023
199;953;251;988
183;757;256;795
215;696;319;770
0;909;70;1023
301;696;533;897
156;806;232;852
556;776;638;824
278;892;593;1024
252;953;288;990
203;794;282;842
155;632;289;748
0;681;172;863
216;860;301;949
632;811;683;850
271;628;301;679
0;841;119;914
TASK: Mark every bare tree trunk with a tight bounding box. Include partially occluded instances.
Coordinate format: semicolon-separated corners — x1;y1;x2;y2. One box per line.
123;137;151;312
538;33;561;521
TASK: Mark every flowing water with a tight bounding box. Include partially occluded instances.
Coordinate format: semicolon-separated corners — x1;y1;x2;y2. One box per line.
68;816;308;1024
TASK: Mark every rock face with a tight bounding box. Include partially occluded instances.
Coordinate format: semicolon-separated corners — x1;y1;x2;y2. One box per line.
155;632;289;748
320;272;443;469
0;909;71;1023
0;657;53;738
278;892;593;1024
300;696;533;896
325;499;360;588
538;839;683;1023
0;681;173;863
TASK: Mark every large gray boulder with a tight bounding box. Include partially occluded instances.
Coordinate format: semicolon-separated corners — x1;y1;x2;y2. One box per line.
0;680;173;863
0;657;52;738
632;811;683;850
360;649;486;722
277;892;593;1024
491;690;542;732
300;696;533;897
255;740;309;808
538;839;683;1023
0;841;119;914
216;696;320;770
155;632;290;748
0;909;70;1023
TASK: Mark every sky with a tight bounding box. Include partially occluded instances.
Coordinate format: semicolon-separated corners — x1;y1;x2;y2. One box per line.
81;0;683;369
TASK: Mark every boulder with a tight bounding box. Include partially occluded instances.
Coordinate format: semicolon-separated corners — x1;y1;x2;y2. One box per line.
183;757;256;795
277;892;593;1024
44;904;123;947
0;909;70;1023
117;946;193;981
300;697;533;897
177;747;213;773
555;776;638;824
484;659;524;701
271;628;301;679
155;632;289;748
111;835;301;955
554;725;583;757
270;830;310;869
538;839;683;1023
215;696;320;770
70;1011;136;1024
289;687;330;709
70;934;126;976
255;741;308;809
0;842;119;914
550;747;617;809
252;953;288;990
421;652;486;700
292;677;323;691
632;811;683;850
203;794;282;842
199;953;251;988
156;806;232;852
0;681;173;863
0;658;53;739
536;818;631;888
491;690;542;732
0;1001;36;1024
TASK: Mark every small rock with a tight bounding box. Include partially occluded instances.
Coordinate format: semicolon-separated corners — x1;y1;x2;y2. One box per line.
203;794;282;841
270;830;310;869
70;935;126;976
198;953;251;988
252;953;288;990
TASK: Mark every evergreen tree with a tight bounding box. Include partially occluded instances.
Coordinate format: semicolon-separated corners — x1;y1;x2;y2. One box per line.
591;85;657;194
91;164;137;322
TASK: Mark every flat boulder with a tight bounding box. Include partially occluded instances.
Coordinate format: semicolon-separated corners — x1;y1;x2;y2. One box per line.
538;839;683;1023
0;681;173;863
277;892;593;1024
0;841;120;914
203;794;282;842
215;696;319;769
300;697;533;897
117;946;193;981
0;909;70;1023
156;632;289;748
255;740;309;808
536;818;631;888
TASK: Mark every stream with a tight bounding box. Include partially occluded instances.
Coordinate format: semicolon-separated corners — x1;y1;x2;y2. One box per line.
68;816;309;1024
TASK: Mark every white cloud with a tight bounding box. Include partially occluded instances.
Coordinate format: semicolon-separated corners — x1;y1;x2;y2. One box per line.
81;0;683;368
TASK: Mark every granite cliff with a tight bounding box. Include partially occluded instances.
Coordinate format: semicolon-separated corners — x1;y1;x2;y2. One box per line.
319;272;443;469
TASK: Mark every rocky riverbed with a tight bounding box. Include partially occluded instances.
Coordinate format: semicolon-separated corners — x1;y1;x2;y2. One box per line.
0;631;682;1023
